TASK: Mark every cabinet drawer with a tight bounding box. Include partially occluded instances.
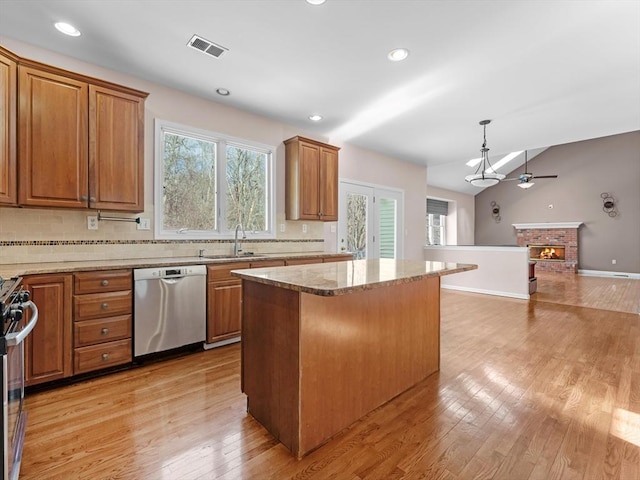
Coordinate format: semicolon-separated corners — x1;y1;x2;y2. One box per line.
207;263;249;282
323;255;354;262
74;315;131;347
250;260;285;268
74;339;132;374
74;270;132;294
285;258;323;266
74;291;132;321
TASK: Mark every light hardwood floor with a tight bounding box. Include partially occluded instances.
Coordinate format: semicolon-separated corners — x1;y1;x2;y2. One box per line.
20;274;640;479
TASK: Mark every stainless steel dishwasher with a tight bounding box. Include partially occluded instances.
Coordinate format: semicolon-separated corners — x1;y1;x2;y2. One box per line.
134;265;206;357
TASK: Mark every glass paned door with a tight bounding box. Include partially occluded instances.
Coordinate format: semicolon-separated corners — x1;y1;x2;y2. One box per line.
338;182;403;259
339;183;373;259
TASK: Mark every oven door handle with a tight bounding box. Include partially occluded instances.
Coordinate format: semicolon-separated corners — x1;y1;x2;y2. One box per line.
5;301;39;347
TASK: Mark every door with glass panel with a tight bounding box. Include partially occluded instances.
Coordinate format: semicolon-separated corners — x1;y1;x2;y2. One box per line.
338;181;403;259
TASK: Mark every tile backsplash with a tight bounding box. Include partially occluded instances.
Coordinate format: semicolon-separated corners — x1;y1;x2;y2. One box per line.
0;207;326;264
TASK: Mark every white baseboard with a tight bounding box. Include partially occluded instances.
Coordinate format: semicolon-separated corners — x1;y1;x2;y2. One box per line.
578;269;640;279
441;284;530;300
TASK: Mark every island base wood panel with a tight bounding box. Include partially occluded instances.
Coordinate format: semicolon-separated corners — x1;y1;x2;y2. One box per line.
241;275;441;458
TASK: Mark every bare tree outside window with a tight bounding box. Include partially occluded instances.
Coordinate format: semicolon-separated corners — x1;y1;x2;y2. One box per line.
226;146;267;232
162;132;216;231
347;193;367;259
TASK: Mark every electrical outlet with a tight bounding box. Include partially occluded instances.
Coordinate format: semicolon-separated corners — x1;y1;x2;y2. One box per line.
87;215;98;230
302;224;308;233
280;223;285;233
137;218;151;230
330;224;336;233
612;259;617;265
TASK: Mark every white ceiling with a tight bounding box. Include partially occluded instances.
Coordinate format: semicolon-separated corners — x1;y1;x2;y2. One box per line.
1;0;638;195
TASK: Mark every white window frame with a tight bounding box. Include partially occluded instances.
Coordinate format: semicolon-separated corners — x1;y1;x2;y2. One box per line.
154;119;276;240
426;213;446;246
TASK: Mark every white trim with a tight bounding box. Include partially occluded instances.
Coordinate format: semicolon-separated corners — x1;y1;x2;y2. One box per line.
513;222;584;229
425;245;527;253
441;284;530;300
578;269;640;279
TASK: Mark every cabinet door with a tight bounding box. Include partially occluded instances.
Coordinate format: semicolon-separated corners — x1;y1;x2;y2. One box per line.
18;66;88;208
299;141;321;219
319;146;339;221
0;49;17;205
89;85;144;212
23;274;73;386
207;280;242;343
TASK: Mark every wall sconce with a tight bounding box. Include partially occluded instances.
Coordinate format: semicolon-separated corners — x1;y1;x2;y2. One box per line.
490;201;501;223
601;192;617;217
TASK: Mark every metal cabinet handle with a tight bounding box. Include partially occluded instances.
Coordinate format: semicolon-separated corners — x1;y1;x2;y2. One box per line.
101;303;109;310
101;328;109;335
81;195;88;201
102;353;109;360
89;197;96;202
101;280;109;287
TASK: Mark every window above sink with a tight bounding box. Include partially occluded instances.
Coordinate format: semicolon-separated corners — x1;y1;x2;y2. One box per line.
154;119;276;240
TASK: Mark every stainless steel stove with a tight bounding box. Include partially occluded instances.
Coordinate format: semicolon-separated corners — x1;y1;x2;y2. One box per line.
1;276;38;480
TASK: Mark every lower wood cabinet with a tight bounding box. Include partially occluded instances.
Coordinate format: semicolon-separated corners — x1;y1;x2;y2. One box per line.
206;259;286;344
73;269;132;374
207;263;247;344
23;273;73;387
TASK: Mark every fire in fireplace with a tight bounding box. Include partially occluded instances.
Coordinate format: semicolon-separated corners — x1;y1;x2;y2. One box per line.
528;245;565;262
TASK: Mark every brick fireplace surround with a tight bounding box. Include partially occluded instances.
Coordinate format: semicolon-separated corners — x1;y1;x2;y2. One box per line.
513;222;584;274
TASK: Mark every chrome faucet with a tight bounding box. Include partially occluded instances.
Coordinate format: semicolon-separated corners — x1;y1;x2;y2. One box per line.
234;224;246;256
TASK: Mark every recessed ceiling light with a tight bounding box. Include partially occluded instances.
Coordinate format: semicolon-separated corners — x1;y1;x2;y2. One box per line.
54;22;81;37
309;114;323;122
387;48;409;62
216;88;230;96
306;0;326;5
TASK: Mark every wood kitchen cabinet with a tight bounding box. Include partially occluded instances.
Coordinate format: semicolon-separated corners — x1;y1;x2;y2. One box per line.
207;263;248;344
17;58;146;211
0;47;17;205
207;259;286;344
285;136;339;221
23;273;73;387
285;258;323;266
73;270;133;375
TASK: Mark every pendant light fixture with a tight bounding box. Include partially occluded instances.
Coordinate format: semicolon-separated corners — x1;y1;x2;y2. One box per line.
465;120;505;187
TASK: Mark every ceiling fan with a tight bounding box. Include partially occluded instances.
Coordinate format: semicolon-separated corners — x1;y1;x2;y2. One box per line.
503;150;558;189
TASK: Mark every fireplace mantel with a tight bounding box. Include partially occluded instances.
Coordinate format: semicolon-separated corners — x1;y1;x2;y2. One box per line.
513;222;584;230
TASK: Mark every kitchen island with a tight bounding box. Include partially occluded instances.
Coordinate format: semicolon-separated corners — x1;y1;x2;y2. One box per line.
232;258;476;457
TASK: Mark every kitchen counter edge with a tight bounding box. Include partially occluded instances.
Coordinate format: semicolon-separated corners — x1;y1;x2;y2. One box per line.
232;259;478;296
0;253;352;279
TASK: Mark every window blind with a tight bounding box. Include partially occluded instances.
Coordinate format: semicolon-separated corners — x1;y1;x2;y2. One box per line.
427;198;449;216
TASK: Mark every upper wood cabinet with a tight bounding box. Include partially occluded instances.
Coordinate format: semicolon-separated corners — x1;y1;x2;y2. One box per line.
284;136;339;221
7;47;148;212
0;47;17;205
89;85;144;211
19;66;89;209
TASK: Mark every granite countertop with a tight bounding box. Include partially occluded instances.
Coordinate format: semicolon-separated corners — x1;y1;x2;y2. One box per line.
232;259;477;296
0;252;351;279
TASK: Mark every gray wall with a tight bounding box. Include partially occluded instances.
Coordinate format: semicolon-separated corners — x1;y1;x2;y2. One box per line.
475;131;640;273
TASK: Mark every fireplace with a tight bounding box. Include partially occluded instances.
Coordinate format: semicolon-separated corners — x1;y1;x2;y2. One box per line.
513;222;583;274
529;245;565;262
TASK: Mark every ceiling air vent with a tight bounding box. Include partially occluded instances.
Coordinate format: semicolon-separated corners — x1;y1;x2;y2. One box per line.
187;34;227;58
